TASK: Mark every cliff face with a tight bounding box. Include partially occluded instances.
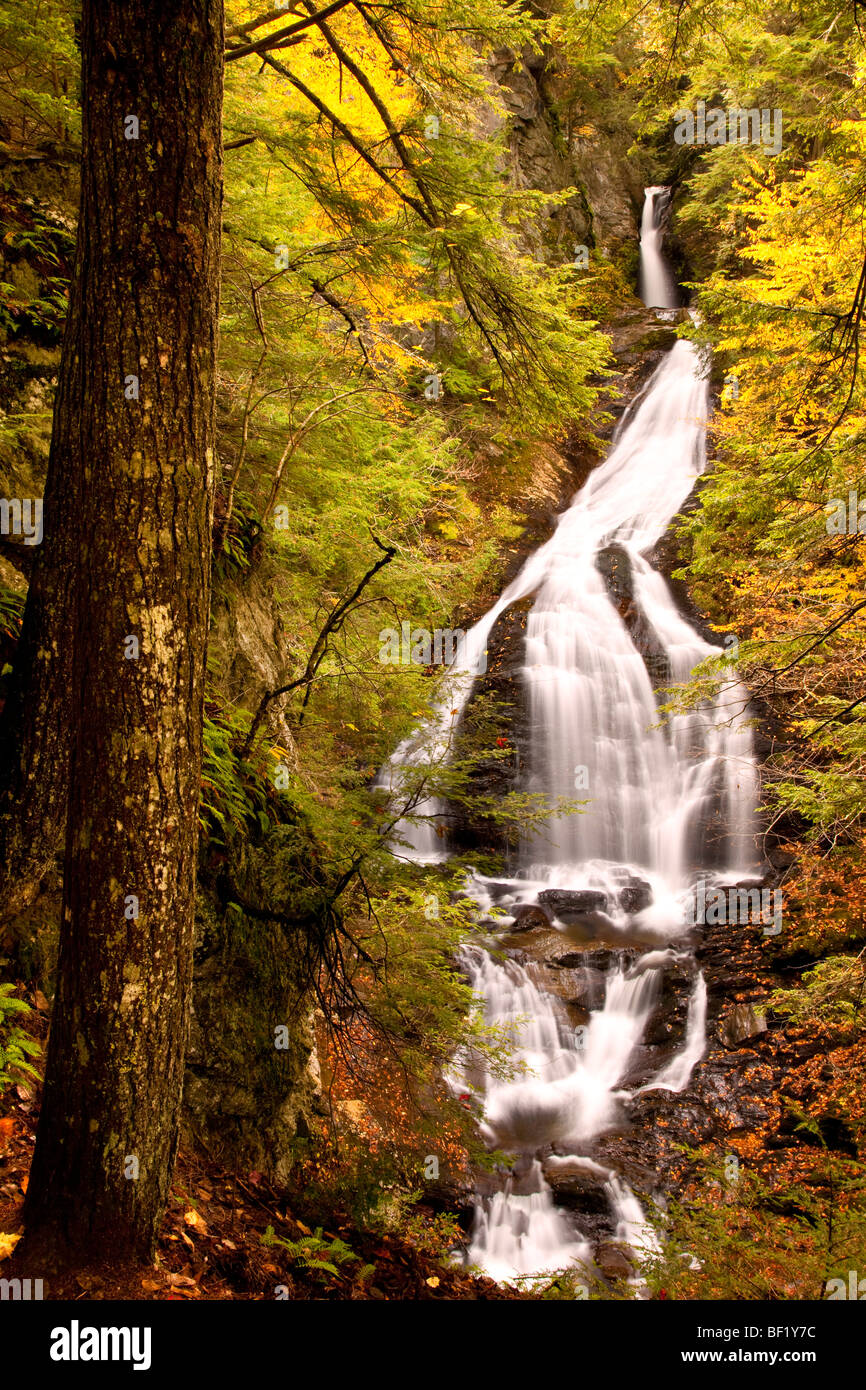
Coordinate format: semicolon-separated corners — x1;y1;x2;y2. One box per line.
486;45;653;259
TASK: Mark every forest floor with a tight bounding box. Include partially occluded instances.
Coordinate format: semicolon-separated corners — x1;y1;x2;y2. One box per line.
0;1080;525;1300
3;911;865;1302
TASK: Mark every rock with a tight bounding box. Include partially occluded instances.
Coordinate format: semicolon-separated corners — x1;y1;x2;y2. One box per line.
767;847;795;871
720;1003;768;1047
642;1010;676;1047
482;881;520;900
423;1177;477;1227
558;908;620;933
537;888;608;915
544;1165;610;1215
596;546;671;687
563;965;606;1010
509;903;553;932
555;946;637;974
552;951;588;969
597;1243;633;1280
617;878;653;914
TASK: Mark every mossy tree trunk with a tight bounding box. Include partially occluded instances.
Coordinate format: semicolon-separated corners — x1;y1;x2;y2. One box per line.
20;0;224;1265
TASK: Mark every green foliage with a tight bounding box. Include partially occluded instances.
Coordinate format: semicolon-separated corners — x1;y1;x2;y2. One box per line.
0;0;79;149
0;580;24;645
200;697;287;844
0;983;40;1092
0;208;74;341
772;954;866;1029
640;1152;866;1301
260;1223;358;1278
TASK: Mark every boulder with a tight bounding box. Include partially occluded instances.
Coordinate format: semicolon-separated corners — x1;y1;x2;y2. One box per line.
597;1242;634;1280
721;1002;768;1048
544;1165;610;1215
564;965;606;1010
617;878;653;914
509;903;553;932
538;888;608;915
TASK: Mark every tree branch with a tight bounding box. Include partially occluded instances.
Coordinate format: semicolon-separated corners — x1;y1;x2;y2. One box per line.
225;0;354;61
241;535;396;753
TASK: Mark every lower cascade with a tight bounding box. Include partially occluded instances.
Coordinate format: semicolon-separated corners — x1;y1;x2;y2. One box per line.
380;186;760;1285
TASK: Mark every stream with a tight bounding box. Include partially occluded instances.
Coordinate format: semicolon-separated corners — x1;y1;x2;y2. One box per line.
380;186;760;1286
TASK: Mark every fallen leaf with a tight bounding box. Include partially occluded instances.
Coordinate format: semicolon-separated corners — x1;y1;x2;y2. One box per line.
425;1275;440;1288
141;1278;162;1292
0;1117;14;1155
0;1231;21;1260
183;1209;208;1234
19;1174;28;1195
34;989;49;1012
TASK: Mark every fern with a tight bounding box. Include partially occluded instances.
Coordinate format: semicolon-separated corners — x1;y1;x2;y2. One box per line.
261;1224;358;1278
0;984;41;1093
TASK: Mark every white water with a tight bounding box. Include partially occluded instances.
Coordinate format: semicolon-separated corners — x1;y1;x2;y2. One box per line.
638;185;678;310
380;188;759;1286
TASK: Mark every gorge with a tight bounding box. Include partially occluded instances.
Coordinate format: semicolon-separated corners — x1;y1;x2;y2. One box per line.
382;186;762;1285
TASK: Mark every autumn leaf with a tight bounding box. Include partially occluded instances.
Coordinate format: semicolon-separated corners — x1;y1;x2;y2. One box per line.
0;1232;22;1260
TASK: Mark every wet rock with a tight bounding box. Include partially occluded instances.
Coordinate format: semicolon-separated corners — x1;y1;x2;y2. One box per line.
565;946;637;973
642;1010;677;1047
483;881;521;900
509;903;553;932
564;965;606;1010
537;888;608;915
720;1003;767;1047
423;1177;477;1228
597;1242;633;1280
553;950;589;969
596;545;671;687
544;1163;611;1215
617;878;653;914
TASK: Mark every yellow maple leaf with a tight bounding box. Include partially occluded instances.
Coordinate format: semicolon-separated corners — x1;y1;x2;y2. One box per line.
0;1232;22;1260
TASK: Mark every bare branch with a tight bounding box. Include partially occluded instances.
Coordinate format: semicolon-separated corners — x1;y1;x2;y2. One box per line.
242;536;397;752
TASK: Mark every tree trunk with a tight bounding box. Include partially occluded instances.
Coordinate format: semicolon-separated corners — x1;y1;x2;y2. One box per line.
21;0;224;1265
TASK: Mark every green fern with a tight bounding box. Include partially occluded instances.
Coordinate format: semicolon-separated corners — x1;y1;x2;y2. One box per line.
0;984;41;1093
260;1224;358;1278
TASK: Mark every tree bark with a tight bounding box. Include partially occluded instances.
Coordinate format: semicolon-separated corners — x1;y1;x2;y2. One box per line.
21;0;224;1264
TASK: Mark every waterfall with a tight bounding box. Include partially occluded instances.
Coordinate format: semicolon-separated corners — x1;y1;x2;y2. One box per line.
380;188;760;1286
638;185;678;309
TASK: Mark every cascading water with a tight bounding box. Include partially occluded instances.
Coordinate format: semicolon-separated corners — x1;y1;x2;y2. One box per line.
638;185;678;310
379;188;760;1285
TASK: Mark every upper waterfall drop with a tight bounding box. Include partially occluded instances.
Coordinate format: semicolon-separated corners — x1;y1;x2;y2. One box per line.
638;185;679;310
